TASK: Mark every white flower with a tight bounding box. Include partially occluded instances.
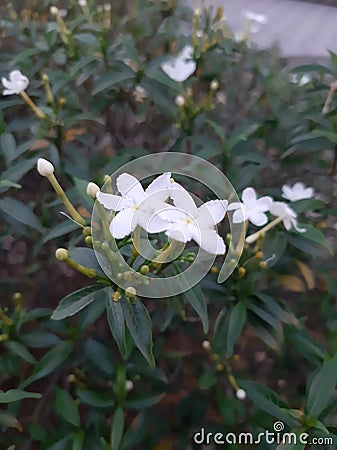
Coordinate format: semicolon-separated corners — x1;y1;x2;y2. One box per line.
269;201;306;232
96;173;174;239
289;73;311;86
228;187;272;226
78;0;87;6
175;95;185;107
2;70;29;96
125;380;134;392
37;158;54;177
87;182;100;199
161;45;196;82
210;80;219;91
159;188;228;255
133;85;147;102
281;182;314;202
245;11;268;33
58;8;68;17
236;388;246;400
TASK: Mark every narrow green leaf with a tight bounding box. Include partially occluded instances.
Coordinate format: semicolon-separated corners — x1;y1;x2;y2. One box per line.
121;298;155;368
0;132;16;166
226;302;246;358
125;393;164;409
107;293;126;356
55;387;80;427
0;389;41;403
77;388;114;408
0;197;43;231
0;180;21;189
74;33;100;49
43;220;79;243
51;285;104;320
4;341;36;364
21;341;73;388
92;71;135;95
306;354;337;417
110;408;124;450
227;122;259;151
184;285;209;333
72;431;84;450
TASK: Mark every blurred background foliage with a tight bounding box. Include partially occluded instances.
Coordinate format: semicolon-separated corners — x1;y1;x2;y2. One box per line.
0;0;337;449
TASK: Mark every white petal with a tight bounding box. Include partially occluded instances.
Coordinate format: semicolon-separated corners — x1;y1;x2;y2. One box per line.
170;187;197;217
145;172;171;196
158;206;187;222
232;207;248;223
191;226;226;255
137;211;170;233
116;173;144;203
255;196;273;212
109;208;137;239
96;192;131;211
1;77;11;89
281;184;292;200
197;200;228;227
2;89;15;96
165;222;193;243
227;202;242;211
248;211;268;226
242;187;257;208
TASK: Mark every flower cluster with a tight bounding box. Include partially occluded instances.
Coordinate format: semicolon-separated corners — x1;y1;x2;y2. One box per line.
96;173;228;255
161;45;196;82
229;182;314;244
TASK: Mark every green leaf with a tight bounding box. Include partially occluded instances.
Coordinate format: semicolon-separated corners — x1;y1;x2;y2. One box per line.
239;380;293;426
0;197;43;231
0;389;41;403
43;220;79;243
306;354;337;417
92;70;135;95
51;285;104;320
294;225;332;255
121;298;155;368
0;159;38;193
107;293;126;356
21;341;73;388
77;388;114;408
110;408;124;450
84;338;115;375
311;129;337;144
4;341;36;364
72;431;84;450
227;122;259;152
184;285;209;333
74;33;100;49
226;302;246;358
55;387;80;427
0;132;16;166
0;180;21;189
125;393;164;409
213;307;229;357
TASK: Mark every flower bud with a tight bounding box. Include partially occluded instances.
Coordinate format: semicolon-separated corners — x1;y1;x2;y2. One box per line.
210;79;219;90
123;271;134;282
85;236;93;246
255;251;263;259
50;6;59;15
210;266;218;274
125;286;137;299
238;267;246;278
140;265;150;274
175;95;185;107
236;388;246;400
112;291;122;302
37;158;54;177
202;340;211;351
55;248;69;261
259;261;267;269
83;226;92;236
87;182;100;199
125;380;134;392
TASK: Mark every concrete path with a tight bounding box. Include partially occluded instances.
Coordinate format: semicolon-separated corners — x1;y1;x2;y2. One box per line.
184;0;337;60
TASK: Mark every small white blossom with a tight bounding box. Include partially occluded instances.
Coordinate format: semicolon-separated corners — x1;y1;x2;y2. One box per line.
50;6;59;15
159;188;228;255
133;85;147;103
175;95;185;107
78;0;87;6
245;11;268;33
37;158;54;177
2;70;29;96
96;173;174;239
269;201;306;232
281;182;314;202
58;8;68;17
289;73;311;86
236;388;246;400
125;380;134;392
87;182;100;199
161;45;196;82
210;80;219;91
228;187;272;226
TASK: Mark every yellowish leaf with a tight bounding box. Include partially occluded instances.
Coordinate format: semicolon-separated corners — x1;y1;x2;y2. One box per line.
295;260;315;290
278;275;305;292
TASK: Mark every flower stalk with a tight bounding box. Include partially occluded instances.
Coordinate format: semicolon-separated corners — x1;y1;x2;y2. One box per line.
245;216;283;244
19;91;46;119
55;248;96;278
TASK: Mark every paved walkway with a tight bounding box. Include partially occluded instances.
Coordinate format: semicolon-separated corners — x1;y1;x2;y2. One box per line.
184;0;337;60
